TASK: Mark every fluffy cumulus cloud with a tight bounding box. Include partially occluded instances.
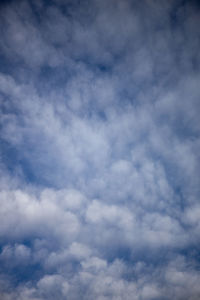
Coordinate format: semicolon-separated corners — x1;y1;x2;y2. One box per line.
0;0;200;299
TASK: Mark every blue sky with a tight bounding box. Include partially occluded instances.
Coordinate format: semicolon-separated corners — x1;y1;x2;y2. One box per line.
0;0;200;299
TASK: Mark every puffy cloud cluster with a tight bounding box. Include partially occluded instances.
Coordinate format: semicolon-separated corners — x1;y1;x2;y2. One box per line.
0;0;200;299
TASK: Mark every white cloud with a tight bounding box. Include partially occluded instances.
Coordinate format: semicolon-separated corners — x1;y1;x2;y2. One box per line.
0;0;200;299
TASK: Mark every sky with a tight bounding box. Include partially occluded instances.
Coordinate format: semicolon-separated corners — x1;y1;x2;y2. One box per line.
0;0;200;299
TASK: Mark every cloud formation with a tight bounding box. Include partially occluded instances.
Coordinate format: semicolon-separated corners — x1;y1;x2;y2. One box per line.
0;0;200;299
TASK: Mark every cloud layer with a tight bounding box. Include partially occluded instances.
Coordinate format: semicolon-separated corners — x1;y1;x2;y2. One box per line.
0;0;200;299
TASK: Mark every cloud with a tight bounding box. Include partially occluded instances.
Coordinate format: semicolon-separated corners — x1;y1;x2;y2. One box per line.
0;0;200;299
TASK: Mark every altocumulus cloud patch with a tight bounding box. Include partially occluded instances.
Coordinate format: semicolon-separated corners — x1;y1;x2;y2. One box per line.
0;0;200;299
